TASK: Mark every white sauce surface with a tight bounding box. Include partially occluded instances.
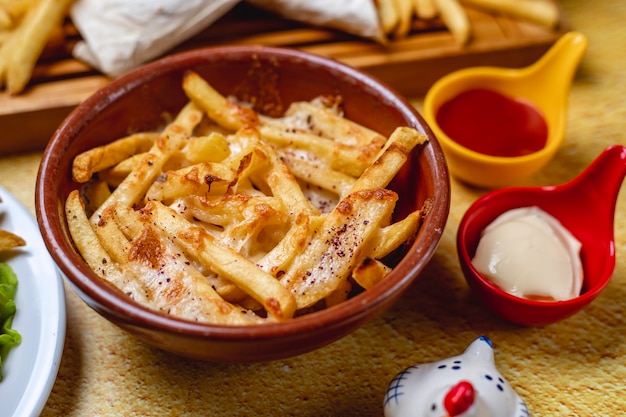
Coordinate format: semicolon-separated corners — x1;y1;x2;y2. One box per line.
472;206;583;301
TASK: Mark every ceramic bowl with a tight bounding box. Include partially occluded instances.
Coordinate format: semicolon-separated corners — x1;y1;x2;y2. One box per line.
35;45;450;361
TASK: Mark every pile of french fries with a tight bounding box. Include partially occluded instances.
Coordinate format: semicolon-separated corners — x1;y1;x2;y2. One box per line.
376;0;560;44
66;72;430;325
0;0;73;94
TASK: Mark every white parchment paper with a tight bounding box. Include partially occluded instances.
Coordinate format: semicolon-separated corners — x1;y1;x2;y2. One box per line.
71;0;383;77
71;0;240;76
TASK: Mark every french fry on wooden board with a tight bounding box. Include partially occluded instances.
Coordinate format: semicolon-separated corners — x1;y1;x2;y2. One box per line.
377;0;400;35
460;0;559;29
434;0;471;44
392;0;414;38
0;0;74;94
376;0;559;43
0;0;35;30
67;71;430;325
413;0;438;20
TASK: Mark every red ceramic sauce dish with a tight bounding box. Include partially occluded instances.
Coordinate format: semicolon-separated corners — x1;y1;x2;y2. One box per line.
457;145;626;326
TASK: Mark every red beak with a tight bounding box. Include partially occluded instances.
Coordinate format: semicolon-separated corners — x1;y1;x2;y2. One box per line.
444;380;475;416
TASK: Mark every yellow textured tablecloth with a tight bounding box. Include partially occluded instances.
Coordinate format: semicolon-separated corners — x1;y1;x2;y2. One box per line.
0;1;624;415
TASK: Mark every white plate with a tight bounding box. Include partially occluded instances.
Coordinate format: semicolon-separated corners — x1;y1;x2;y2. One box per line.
0;187;66;417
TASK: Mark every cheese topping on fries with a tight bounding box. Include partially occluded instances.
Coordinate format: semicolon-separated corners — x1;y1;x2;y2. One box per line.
66;71;429;325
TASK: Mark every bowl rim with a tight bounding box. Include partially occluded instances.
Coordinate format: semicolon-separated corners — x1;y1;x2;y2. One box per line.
36;45;450;342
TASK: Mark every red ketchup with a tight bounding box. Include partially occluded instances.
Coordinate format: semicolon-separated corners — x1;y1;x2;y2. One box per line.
436;88;548;157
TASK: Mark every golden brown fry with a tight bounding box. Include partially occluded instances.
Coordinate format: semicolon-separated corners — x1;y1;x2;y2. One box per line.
393;0;414;38
377;0;400;35
64;190;148;304
256;213;324;276
414;0;438;19
79;179;111;216
183;132;231;164
99;153;147;188
367;209;422;259
0;228;25;252
145;161;235;202
259;124;381;177
4;0;73;94
460;0;559;28
183;71;259;130
252;138;319;217
434;0;471;45
325;277;352;308
278;151;355;198
352;258;392;290
349;126;427;194
72;133;158;183
282;100;386;148
0;10;11;30
0;0;37;30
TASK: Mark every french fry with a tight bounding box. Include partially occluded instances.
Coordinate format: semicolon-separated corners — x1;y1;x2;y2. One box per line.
79;179;111;216
434;0;471;45
460;0;559;28
282;100;386;148
183;132;231;164
2;0;74;94
72;133;158;183
0;10;11;31
65;190;148;304
278;153;355;198
413;0;438;19
256;213;324;276
0;229;25;252
352;258;392;290
251;138;319;217
393;0;415;38
349;126;428;194
145;161;235;202
377;0;400;35
259;124;381;177
99;153;147;188
325;277;352;307
367;209;423;259
183;71;259;130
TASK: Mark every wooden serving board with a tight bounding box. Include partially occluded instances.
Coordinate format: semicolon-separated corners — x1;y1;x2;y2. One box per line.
0;2;567;155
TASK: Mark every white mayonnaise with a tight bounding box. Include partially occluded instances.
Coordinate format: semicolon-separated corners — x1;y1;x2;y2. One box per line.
472;206;583;301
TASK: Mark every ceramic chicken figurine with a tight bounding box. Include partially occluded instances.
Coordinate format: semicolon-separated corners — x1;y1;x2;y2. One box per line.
383;336;530;417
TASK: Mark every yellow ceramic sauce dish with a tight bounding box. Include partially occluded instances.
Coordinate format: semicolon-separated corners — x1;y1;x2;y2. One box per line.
424;31;588;188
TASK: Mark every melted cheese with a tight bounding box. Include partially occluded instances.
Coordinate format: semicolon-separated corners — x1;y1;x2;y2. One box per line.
472;206;583;301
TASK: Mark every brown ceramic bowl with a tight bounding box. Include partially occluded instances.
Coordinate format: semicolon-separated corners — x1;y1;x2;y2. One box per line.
35;45;450;362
